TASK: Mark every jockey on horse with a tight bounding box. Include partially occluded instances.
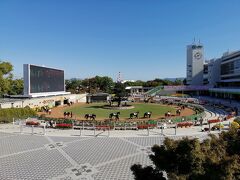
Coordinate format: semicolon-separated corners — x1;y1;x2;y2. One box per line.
85;114;96;120
109;112;120;120
144;111;152;118
130;111;139;119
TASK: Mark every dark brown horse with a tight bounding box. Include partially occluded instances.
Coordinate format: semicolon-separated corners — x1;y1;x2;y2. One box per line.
144;111;152;118
85;114;96;120
130;112;139;119
109;112;120;120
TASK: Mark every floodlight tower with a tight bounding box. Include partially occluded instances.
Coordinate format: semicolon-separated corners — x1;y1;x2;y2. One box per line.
117;72;122;83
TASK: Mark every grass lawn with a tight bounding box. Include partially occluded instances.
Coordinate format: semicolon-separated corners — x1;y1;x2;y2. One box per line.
64;103;175;120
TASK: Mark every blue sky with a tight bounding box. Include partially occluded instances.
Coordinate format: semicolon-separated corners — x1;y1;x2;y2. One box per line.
1;0;240;80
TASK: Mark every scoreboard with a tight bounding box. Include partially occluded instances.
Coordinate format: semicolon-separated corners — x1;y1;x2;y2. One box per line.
24;64;65;96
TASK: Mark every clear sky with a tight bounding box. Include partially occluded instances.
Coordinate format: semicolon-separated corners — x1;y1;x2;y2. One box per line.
1;0;240;81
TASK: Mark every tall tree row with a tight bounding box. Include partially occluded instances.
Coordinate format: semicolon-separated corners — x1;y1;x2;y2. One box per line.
0;61;23;96
65;77;184;94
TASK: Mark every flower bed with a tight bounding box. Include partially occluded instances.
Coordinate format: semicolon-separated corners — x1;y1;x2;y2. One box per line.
26;121;40;126
137;124;156;129
177;122;193;128
55;123;72;129
208;119;220;124
96;125;110;130
137;125;148;129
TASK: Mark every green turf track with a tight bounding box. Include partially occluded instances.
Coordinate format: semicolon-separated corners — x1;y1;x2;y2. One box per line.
64;103;175;120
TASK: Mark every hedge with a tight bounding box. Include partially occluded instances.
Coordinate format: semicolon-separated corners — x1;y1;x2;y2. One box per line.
0;107;37;123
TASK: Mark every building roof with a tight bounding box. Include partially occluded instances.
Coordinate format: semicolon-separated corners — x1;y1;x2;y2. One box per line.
125;86;143;90
0;98;23;103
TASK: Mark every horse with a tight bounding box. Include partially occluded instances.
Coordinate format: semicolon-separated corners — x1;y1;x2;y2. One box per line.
165;111;171;117
181;105;185;110
64;111;70;117
176;109;181;116
85;114;96;120
144;111;152;118
109;112;120;120
130;111;139;119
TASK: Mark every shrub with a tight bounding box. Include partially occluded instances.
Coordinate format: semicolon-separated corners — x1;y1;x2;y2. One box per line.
177;122;193;128
26;121;40;126
231;121;240;129
0;107;37;123
208;119;220;124
137;125;149;129
55;123;72;129
233;117;240;125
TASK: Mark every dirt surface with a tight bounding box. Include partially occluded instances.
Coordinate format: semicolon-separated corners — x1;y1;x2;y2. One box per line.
38;102;195;121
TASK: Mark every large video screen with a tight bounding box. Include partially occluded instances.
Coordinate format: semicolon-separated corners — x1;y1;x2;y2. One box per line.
30;65;64;93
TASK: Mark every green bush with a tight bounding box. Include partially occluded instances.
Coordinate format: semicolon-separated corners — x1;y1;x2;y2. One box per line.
231;121;240;129
0;108;37;123
234;117;240;125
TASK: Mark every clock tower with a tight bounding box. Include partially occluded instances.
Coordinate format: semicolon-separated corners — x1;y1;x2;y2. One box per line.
186;43;204;85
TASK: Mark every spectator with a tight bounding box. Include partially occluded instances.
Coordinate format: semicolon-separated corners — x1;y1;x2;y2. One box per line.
199;118;203;126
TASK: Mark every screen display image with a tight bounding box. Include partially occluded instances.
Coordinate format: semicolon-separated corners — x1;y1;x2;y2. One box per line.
30;65;64;93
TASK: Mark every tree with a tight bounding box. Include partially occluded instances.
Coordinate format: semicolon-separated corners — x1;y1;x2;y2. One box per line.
143;78;169;87
0;61;14;96
131;128;240;180
173;78;183;85
113;82;127;107
95;76;114;93
65;78;83;93
80;76;114;94
10;78;24;95
131;164;166;180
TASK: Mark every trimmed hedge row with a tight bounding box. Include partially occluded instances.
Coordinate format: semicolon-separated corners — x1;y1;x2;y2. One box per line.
0;107;37;123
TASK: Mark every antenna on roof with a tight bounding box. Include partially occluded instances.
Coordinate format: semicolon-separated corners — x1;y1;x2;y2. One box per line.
193;37;196;44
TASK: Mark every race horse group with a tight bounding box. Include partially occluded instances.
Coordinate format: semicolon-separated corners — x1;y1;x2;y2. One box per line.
83;111;152;121
67;105;184;121
64;109;182;120
65;109;181;121
164;109;181;117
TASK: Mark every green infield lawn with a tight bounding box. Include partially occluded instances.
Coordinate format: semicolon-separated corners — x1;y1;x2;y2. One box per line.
63;103;175;120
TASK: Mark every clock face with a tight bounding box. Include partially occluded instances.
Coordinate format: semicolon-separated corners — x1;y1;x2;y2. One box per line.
194;52;202;59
